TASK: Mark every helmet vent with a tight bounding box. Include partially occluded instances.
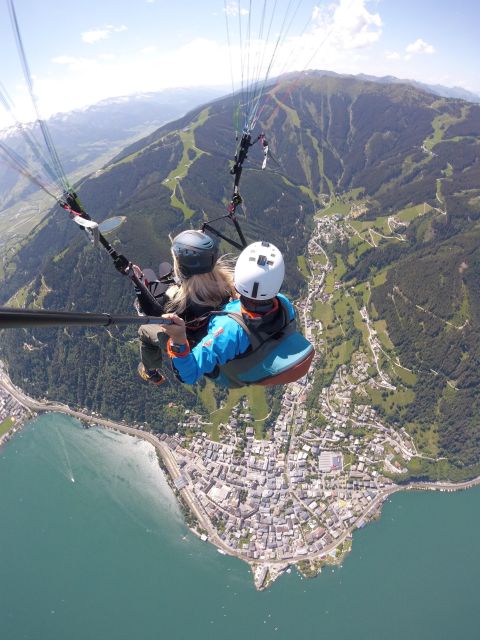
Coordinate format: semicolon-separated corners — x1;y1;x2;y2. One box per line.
234;241;285;301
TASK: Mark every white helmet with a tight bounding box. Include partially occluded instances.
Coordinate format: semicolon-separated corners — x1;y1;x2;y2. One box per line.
234;241;285;300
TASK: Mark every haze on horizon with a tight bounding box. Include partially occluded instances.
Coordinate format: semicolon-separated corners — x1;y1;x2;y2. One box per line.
0;0;478;128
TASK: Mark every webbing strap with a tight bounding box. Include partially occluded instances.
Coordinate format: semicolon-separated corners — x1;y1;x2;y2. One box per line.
226;300;292;352
226;311;262;350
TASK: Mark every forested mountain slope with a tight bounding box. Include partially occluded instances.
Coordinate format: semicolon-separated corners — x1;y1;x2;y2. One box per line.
0;87;225;253
1;72;479;474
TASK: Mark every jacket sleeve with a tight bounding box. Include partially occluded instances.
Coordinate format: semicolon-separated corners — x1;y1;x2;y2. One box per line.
169;317;251;385
277;293;295;321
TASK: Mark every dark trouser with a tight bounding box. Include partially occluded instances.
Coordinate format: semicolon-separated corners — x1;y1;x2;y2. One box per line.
138;324;168;371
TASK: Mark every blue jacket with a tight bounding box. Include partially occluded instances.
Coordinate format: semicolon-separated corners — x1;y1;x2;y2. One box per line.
170;294;295;386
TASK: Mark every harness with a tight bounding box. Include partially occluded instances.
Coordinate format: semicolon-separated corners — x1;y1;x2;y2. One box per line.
136;274;230;347
207;298;314;388
183;297;231;347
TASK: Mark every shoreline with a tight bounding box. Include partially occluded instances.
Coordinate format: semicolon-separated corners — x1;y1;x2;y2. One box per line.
1;367;480;589
0;412;32;447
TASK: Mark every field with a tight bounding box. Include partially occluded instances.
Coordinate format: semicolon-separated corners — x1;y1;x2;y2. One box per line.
307;198;429;429
0;417;15;437
162;108;210;219
199;381;270;441
297;255;310;279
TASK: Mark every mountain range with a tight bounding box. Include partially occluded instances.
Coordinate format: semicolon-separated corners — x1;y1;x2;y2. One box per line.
355;73;480;103
0;86;227;252
1;71;479;479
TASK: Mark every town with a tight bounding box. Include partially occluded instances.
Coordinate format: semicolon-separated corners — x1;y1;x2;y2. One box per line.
158;209;418;588
0;362;30;446
0;204;473;590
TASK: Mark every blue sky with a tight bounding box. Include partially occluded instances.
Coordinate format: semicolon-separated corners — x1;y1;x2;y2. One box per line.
0;0;479;126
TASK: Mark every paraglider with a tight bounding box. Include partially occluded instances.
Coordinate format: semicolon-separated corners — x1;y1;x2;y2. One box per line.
0;0;315;388
160;241;315;388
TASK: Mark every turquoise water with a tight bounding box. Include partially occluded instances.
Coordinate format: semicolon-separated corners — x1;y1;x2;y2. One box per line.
1;414;480;640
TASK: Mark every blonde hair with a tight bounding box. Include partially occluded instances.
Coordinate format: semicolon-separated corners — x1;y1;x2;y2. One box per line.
165;254;236;315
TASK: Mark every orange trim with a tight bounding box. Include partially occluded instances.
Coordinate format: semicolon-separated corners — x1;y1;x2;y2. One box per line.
257;348;315;386
167;339;191;358
240;297;279;319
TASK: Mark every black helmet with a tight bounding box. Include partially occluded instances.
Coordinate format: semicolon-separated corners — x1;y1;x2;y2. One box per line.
172;230;219;278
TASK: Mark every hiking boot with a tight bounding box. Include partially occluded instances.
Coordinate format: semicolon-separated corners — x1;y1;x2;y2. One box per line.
137;363;166;385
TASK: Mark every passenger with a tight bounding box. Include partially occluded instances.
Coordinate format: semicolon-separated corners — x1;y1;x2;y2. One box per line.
159;241;314;388
136;229;236;385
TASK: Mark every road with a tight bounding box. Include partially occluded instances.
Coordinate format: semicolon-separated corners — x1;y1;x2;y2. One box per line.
2;366;480;569
0;366;243;560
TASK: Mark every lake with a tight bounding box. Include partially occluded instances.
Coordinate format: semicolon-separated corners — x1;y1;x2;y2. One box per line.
1;413;479;640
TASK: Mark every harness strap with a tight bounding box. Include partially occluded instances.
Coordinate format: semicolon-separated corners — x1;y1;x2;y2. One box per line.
226;298;293;353
226;311;262;350
186;298;293;351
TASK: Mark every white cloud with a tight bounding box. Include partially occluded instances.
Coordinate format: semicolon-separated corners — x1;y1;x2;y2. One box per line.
81;25;127;44
0;1;395;128
311;0;383;51
384;38;435;63
34;1;383;121
265;0;383;75
405;38;435;55
81;29;109;44
51;56;98;72
51;55;78;65
2;0;477;131
385;50;401;60
1;0;386;128
0;38;233;124
223;1;249;17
